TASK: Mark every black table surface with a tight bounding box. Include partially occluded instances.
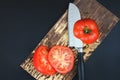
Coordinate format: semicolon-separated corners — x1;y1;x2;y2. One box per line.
0;0;120;80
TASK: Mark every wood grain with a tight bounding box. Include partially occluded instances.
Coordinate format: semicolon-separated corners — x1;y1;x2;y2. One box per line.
20;0;119;80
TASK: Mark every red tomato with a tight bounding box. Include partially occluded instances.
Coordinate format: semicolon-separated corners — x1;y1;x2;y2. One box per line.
74;18;99;44
33;46;56;75
48;46;74;74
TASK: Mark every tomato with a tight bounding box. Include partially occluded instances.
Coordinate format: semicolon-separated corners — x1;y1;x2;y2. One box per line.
48;46;74;74
74;18;99;44
33;46;56;75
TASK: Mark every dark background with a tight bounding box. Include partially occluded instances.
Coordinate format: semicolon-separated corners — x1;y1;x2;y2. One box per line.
0;0;120;80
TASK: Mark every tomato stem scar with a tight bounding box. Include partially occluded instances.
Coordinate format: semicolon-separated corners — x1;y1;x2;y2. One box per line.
84;26;91;34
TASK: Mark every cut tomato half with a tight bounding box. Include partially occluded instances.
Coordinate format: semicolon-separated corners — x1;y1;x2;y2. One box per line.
33;45;56;75
48;46;74;74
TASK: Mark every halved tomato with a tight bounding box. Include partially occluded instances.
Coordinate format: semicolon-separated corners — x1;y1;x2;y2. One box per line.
33;45;56;75
48;46;74;74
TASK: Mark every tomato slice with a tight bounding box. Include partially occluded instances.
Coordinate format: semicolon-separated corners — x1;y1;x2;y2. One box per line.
33;46;56;75
48;46;74;74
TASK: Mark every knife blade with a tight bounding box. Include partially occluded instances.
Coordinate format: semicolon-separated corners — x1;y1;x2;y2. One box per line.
68;3;85;80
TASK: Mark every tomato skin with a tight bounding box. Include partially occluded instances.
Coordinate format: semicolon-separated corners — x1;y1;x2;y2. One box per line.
74;18;99;44
48;46;74;74
33;46;56;75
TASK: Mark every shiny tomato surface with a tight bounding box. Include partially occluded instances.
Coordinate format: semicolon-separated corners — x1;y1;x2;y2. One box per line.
74;18;99;44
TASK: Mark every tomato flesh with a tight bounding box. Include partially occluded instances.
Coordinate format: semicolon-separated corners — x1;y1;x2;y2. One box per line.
48;46;74;74
33;46;56;75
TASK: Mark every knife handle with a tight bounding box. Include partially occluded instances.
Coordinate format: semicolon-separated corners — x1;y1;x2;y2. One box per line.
77;52;85;80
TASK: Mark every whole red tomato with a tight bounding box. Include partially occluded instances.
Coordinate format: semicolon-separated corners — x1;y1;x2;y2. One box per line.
73;18;99;44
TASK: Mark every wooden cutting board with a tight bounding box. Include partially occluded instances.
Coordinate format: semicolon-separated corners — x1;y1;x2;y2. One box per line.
20;0;119;80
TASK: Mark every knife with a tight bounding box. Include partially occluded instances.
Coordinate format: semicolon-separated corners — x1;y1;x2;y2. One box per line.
68;3;85;80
